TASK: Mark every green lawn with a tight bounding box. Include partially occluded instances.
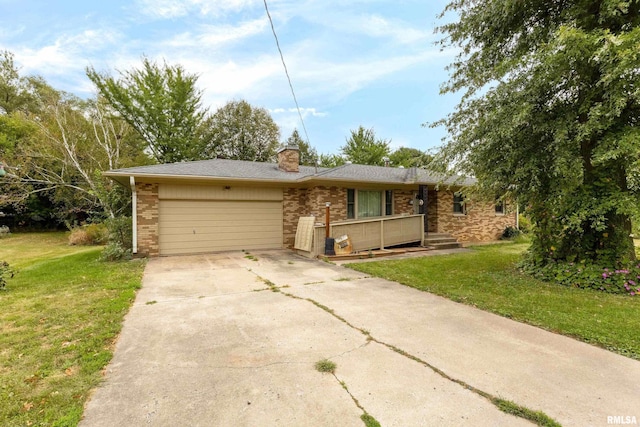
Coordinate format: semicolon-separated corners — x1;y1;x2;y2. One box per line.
347;242;640;360
0;232;145;426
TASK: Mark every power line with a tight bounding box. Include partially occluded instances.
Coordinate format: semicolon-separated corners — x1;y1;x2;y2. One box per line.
263;0;313;151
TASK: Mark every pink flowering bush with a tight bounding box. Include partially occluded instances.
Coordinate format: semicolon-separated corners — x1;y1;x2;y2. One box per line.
520;260;640;296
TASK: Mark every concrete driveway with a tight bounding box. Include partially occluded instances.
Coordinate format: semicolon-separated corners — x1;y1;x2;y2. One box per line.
81;250;640;427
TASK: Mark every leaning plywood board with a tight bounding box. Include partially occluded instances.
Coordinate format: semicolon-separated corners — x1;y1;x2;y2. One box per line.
294;216;315;252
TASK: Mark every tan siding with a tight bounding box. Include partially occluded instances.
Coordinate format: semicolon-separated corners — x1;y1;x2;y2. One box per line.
158;200;283;255
159;184;283;201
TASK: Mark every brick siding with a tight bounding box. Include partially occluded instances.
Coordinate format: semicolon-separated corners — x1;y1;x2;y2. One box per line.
283;188;307;247
393;189;415;216
135;183;159;257
432;189;516;242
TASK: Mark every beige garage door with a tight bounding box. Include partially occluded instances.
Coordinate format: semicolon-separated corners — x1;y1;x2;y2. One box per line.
158;199;283;255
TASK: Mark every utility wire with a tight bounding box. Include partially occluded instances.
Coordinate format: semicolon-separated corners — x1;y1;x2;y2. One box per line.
263;0;316;171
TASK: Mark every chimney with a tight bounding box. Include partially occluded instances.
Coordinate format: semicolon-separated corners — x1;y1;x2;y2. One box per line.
277;145;300;172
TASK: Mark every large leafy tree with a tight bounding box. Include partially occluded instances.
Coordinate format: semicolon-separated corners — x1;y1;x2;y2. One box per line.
341;126;391;166
389;147;433;168
435;1;640;265
202;100;280;162
87;57;206;163
12;94;148;220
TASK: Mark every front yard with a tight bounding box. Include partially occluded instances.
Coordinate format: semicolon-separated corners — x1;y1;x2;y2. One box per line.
347;241;640;360
0;233;145;426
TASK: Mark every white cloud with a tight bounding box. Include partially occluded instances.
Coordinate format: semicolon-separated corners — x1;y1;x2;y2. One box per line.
166;18;267;48
355;14;432;44
270;107;327;118
136;0;259;19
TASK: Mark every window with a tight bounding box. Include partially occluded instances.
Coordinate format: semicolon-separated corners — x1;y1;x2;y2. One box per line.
347;189;355;219
453;193;465;214
358;190;381;218
495;199;505;215
346;189;393;219
385;190;393;216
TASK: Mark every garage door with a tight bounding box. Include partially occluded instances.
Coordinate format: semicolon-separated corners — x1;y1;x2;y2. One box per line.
158;185;283;256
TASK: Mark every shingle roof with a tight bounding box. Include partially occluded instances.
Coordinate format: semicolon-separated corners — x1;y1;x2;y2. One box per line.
105;158;325;181
105;158;476;187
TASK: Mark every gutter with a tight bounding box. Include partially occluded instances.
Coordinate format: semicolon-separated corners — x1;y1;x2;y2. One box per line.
130;176;137;254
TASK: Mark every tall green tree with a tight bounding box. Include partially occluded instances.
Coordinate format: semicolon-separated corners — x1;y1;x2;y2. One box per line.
86;57;206;163
285;128;317;166
341;126;391;166
317;153;345;168
0;50;40;114
389;147;433;168
201;100;280;162
435;1;640;265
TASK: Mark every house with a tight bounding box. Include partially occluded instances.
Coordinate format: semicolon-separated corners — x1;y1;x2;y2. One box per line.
104;145;516;257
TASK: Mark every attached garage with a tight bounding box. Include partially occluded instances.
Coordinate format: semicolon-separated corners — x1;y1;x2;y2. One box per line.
157;184;283;256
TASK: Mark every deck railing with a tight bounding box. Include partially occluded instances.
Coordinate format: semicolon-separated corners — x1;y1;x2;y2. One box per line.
303;214;424;257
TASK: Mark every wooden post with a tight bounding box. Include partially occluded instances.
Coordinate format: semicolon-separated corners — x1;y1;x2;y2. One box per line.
325;202;331;238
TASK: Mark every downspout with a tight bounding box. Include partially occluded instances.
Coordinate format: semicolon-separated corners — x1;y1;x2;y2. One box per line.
130;176;138;254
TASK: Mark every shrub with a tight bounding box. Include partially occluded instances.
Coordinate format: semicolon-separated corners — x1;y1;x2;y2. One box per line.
517;214;532;234
100;217;133;262
68;223;108;246
0;261;14;290
104;217;132;250
520;259;640;296
501;226;521;240
100;242;132;262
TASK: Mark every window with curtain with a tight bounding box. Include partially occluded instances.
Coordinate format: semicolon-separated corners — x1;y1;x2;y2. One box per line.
357;190;382;218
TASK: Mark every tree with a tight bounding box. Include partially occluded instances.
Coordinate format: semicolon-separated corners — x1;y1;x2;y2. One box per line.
86;57;206;164
285;128;317;166
0;50;37;114
389;147;433;168
202;100;280;162
2;90;148;223
434;1;640;265
341;126;391;166
318;153;346;168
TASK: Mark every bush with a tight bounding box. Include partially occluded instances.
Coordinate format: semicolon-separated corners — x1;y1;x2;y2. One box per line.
520;259;640;296
517;214;532;234
501;226;521;239
0;261;14;290
68;223;108;246
104;217;132;250
100;217;133;262
100;242;132;262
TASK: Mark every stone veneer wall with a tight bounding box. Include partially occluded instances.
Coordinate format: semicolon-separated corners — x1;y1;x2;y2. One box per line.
433;189;516;242
136;183;159;257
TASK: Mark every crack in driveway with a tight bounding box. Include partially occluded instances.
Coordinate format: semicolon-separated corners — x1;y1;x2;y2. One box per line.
250;271;554;426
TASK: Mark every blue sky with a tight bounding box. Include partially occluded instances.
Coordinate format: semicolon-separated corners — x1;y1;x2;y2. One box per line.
0;0;458;157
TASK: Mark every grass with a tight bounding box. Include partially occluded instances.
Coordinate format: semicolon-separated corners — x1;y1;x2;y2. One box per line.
0;232;145;426
347;241;640;360
314;358;337;373
494;398;561;427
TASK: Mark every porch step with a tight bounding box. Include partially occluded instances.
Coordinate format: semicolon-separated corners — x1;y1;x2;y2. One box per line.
424;233;462;250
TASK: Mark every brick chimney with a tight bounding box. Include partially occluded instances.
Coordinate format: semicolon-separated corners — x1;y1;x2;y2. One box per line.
277;145;300;172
